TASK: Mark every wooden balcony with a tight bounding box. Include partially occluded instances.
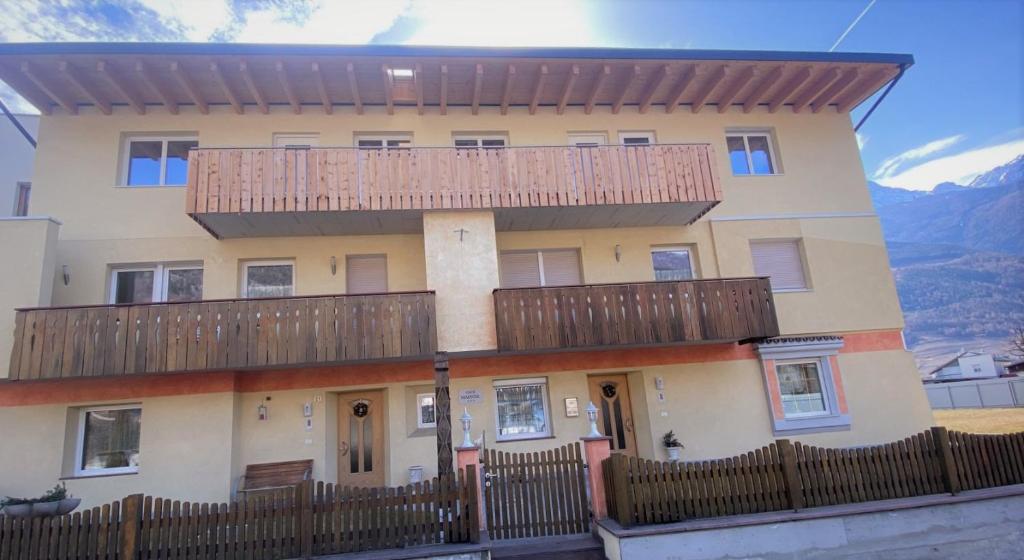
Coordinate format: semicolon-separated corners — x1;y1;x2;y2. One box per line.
7;292;435;381
185;144;721;238
492;278;779;353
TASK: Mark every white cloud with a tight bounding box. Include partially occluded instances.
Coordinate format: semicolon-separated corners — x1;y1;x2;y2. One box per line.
856;133;868;150
873;134;964;180
402;0;601;47
137;0;233;42
875;138;1024;190
231;1;411;44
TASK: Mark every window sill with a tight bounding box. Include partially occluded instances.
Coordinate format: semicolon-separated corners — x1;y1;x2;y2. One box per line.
730;173;785;178
113;184;186;189
61;470;139;481
772;288;812;294
772;413;850;436
494;435;556;444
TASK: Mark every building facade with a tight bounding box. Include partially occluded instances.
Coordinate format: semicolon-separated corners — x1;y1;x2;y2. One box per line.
0;44;932;507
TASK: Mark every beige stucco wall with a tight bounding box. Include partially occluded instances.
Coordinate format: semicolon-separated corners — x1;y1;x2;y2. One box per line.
0;217;59;380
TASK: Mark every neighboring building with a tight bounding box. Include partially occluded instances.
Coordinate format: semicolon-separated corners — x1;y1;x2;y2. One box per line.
1009;360;1024;374
0;43;933;506
0;112;37;216
925;351;1014;382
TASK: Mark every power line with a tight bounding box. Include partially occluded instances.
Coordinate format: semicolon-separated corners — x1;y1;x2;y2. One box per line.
830;0;878;52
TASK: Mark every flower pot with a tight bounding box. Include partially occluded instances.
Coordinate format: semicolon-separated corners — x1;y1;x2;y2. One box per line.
2;503;32;517
666;446;682;462
56;498;81;515
31;501;60;516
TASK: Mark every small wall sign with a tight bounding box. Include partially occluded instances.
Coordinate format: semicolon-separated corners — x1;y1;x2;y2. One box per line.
458;389;483;405
564;397;580;417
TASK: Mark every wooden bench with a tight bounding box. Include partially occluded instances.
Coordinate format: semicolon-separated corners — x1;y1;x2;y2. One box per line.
236;459;313;499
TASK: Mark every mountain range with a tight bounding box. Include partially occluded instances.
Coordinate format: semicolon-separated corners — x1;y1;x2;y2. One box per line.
868;154;1024;372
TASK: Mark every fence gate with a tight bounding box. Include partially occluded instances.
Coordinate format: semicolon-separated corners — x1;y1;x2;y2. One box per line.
482;442;590;539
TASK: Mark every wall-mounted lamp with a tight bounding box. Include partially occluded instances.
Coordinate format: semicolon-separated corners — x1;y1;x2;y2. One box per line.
460;408;474;448
614;244;622;263
61;264;71;286
586;401;602;438
330;256;337;276
258;403;268;421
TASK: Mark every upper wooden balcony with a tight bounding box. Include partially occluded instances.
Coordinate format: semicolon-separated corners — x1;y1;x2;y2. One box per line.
7;292;435;381
492;277;779;353
185;144;722;238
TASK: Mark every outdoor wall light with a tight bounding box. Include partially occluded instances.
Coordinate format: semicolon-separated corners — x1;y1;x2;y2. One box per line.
460;408;473;448
330;256;337;276
586;401;601;437
61;264;70;286
614;244;622;262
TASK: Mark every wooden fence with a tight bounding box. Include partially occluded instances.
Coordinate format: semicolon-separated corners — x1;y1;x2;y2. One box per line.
603;427;1024;528
493;277;779;352
0;471;478;560
482;442;590;539
8;292;436;381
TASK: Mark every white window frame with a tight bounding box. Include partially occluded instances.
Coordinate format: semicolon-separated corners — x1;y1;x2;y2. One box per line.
499;249;583;288
493;377;552;442
774;358;832;419
453;133;509;148
109;263;203;304
650;245;698;281
74;404;142;477
568;133;609;146
273;133;320;148
416;393;437;429
726;130;781;176
119;134;198;187
618;131;656;145
241;260;295;298
354;134;413;148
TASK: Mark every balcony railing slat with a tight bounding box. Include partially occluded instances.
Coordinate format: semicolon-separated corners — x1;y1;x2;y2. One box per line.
7;293;436;381
493;278;779;353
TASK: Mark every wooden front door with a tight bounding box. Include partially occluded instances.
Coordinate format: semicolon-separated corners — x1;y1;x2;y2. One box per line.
588;374;638;457
337;390;386;487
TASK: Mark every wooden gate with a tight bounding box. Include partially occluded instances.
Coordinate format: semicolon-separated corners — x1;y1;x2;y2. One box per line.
482;442;590;539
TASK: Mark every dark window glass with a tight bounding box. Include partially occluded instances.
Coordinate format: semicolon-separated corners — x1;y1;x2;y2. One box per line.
166;268;203;302
126;141;162;185
481;139;506;148
81;408;141;471
245;264;293;298
114;270;154;304
622;136;651;145
652;249;694;281
164;140;197;185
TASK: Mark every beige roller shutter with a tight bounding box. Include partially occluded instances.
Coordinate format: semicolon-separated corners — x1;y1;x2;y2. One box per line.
540;249;582;286
750;240;807;290
499;252;541;288
346;255;388;294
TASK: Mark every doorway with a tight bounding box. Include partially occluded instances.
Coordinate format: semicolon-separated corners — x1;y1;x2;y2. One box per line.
336;390;386;487
587;374;638;457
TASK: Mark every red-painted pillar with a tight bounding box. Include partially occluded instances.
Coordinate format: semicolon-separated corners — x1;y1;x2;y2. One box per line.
581;436;613;520
456;445;486;529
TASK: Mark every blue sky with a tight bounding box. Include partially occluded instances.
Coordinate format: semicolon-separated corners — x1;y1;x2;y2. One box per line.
1;0;1021;190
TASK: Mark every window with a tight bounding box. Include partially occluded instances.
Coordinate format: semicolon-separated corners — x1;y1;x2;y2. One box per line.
453;134;507;148
651;246;696;281
75;405;141;476
618;131;655;145
121;135;198;186
273;133;319;148
14;182;30;216
416;393;436;429
776;360;829;418
494;378;551;441
727;131;778;175
110;264;203;304
750;240;808;291
356;135;412;148
499;249;582;288
568;133;608;147
242;261;294;298
346;255;388;295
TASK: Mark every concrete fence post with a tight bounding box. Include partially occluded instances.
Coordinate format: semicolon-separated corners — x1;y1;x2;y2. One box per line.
931;426;961;495
776;439;804;511
581;436;613;521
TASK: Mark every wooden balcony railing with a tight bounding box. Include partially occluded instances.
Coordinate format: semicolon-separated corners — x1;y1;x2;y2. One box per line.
7;292;435;381
493;278;779;352
185;144;721;224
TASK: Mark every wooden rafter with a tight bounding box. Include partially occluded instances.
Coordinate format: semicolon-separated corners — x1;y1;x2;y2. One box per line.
637;64;668;114
664;65;696;114
557;64;580;115
209;62;243;114
529;64;548;115
716;65;755;113
500;64;517;115
810;67;859;113
239;61;268;114
96;60;144;115
791;67;840;113
381;64;395;115
276;61;301;114
767;66;811;113
346;62;363;114
414;63;424;115
835;67;897;112
742;65;783;113
170;61;208;114
439;64;448;115
584;64;611;114
58;61;110;115
135;61;177;114
310;62;333;114
21;61;77;114
690;65;726;114
471;64;484;115
0;66;52;115
612;65;641;114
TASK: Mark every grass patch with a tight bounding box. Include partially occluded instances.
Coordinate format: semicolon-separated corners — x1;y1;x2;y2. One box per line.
933;408;1024;434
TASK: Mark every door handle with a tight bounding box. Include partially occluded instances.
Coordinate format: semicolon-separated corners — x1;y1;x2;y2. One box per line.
339;441;349;456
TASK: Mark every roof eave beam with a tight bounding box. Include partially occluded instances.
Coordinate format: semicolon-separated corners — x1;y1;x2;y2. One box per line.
381;64;395;115
612;65;641;114
836;67;898;113
716;66;755;113
414;63;425;115
637;64;668;114
742;65;783;113
557;64;580;115
584;64;611;115
310;62;332;115
21;61;77;115
791;67;841;113
691;65;727;114
135;61;177;114
239;61;268;114
96;60;144;115
0;66;53;115
170;61;209;114
346;62;363;115
209;62;243;114
529;64;549;115
500;64;517;115
811;68;860;113
58;61;111;115
664;65;696;114
471;64;484;115
767;66;812;113
439;64;448;115
276;61;301;114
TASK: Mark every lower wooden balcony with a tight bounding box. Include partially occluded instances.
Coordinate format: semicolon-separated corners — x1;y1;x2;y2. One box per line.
492;278;779;353
7;292;436;381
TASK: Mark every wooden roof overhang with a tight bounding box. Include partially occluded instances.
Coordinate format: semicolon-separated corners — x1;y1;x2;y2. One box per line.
0;43;912;116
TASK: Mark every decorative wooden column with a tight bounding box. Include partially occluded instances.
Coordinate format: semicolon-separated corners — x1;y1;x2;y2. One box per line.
435;351;454;480
581;436;613;520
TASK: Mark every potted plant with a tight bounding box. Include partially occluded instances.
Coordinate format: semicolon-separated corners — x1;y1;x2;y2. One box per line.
0;496;33;518
1;483;80;518
662;430;684;462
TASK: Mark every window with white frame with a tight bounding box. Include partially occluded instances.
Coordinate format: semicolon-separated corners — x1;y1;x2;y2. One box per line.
618;131;655;145
775;360;829;418
651;246;696;281
726;131;779;175
494;378;551;441
568;133;608;147
120;135;198;186
242;261;294;298
75;405;141;476
273;133;320;148
355;134;412;148
453;134;508;148
416;393;436;429
110;264;203;304
499;249;582;288
750;240;808;291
